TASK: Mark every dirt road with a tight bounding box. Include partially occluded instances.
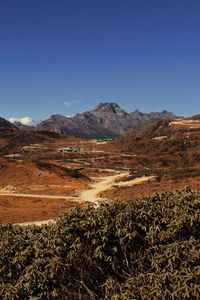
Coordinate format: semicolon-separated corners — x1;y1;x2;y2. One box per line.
0;172;129;204
116;175;155;186
3;172;155;226
80;172;128;205
11;172;128;226
13;219;56;226
0;193;75;200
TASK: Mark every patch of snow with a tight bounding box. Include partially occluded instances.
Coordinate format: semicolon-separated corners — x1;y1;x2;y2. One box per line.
9;117;41;127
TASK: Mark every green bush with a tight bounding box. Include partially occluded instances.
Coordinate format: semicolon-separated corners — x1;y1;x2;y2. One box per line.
0;188;199;299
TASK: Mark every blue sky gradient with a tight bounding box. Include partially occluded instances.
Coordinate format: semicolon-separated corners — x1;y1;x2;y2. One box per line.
0;0;200;120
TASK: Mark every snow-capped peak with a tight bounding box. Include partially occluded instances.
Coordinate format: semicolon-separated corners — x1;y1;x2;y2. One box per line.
9;117;40;127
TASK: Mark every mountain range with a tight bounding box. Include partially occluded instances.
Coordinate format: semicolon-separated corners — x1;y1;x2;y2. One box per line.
36;103;178;138
1;103;179;139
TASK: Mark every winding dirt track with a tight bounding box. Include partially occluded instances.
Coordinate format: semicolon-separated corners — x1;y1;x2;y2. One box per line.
12;172;128;226
1;172;153;226
80;172;128;204
0;193;74;200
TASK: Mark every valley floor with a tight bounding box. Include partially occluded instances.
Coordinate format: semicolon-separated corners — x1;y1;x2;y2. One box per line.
1;128;200;224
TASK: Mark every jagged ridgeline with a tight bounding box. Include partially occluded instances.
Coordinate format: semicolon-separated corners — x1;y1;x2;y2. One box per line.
0;188;199;299
36;103;177;139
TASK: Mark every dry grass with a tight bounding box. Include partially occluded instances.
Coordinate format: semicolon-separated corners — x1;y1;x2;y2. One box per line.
169;119;200;128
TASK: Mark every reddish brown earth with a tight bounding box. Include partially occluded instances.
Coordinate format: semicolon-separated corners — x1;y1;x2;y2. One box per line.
0;196;84;224
1;116;200;224
100;176;200;201
0;131;123;223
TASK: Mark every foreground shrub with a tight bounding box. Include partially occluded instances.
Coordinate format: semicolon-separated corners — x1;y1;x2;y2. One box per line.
0;187;200;299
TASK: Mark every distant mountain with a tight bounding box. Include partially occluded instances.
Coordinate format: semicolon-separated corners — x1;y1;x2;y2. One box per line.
37;103;179;139
9;117;40;131
36;113;117;139
130;109;177;123
0;117;17;129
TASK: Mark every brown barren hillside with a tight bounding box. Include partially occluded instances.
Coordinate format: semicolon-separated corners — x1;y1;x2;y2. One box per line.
1;114;200;224
119;115;200;161
92;114;200;202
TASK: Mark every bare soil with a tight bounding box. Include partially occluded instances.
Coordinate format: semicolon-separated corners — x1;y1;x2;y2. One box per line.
0;195;82;224
1;117;200;224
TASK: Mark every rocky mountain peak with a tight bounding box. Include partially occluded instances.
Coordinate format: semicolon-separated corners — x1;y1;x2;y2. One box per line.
93;102;127;115
37;102;179;139
131;109;143;115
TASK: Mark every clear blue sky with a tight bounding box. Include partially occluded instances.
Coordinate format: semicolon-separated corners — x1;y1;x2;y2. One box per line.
0;0;200;120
